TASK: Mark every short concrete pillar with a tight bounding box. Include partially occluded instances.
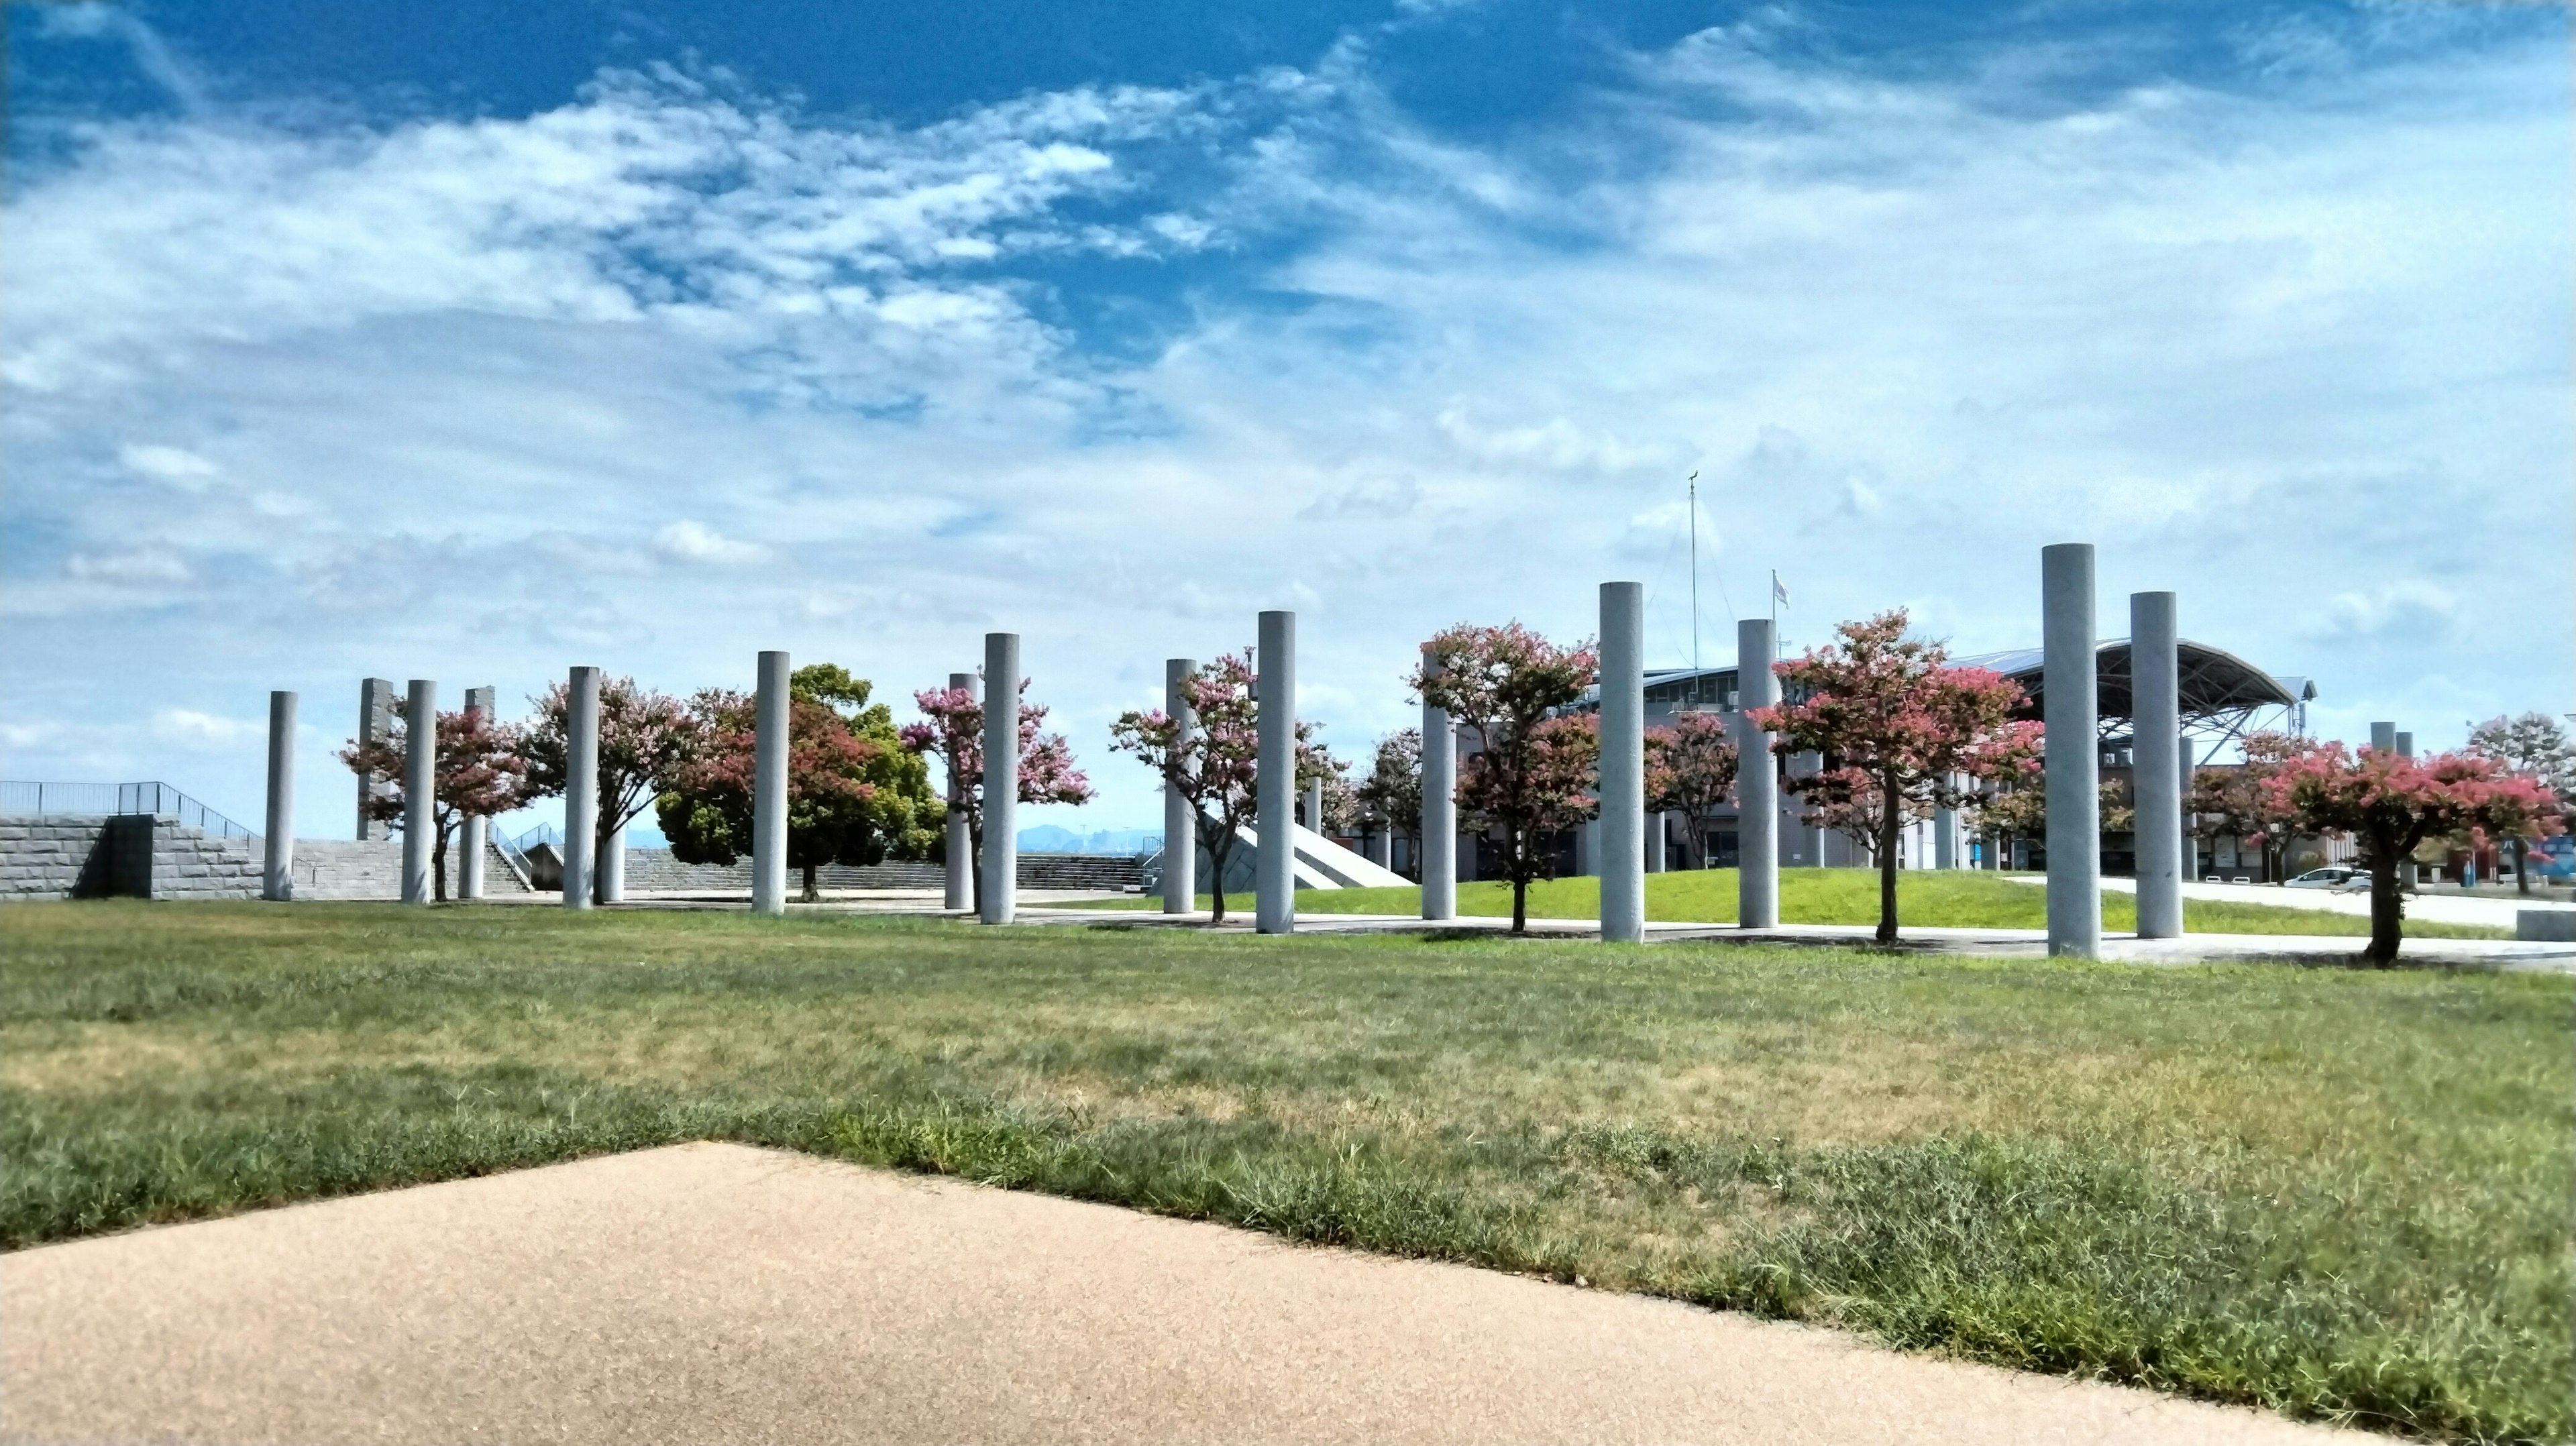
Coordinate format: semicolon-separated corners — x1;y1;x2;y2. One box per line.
944;671;977;911
564;667;601;911
1420;643;1456;921
599;822;626;904
2043;543;2100;957
460;685;494;900
1305;776;1324;834
263;690;297;901
751;653;788;916
1256;611;1297;934
1163;659;1197;913
2131;592;2183;938
1646;812;1668;874
356;677;393;840
980;634;1020;925
401;679;437;905
1599;581;1646;943
1736;618;1780;929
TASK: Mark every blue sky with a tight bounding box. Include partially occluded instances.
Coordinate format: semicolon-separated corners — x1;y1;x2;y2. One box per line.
5;0;2569;840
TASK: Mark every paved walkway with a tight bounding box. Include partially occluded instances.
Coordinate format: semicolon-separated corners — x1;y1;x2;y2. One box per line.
2014;875;2570;930
3;1143;2356;1445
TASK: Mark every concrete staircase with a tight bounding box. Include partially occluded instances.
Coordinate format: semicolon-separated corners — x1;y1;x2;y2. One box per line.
1183;824;1413;895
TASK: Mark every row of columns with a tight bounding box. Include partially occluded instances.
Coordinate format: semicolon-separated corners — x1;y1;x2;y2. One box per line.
2041;543;2188;957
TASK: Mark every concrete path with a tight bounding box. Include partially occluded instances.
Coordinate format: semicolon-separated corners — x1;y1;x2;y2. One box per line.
3;1143;2355;1445
2011;874;2571;930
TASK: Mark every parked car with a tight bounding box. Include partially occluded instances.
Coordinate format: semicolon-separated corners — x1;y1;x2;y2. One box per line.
2285;866;2368;892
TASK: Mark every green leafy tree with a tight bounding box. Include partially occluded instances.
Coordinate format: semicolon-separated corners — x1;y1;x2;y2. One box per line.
657;664;939;901
2467;712;2576;893
1413;622;1599;934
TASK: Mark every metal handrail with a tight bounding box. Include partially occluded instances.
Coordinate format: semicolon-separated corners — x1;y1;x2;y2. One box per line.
1;780;258;840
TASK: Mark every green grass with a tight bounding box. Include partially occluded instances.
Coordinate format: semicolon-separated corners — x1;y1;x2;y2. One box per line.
3;902;2565;1442
1079;868;2514;938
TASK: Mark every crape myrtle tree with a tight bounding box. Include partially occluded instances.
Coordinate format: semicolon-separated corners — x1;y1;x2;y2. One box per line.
899;674;1095;912
2184;730;2322;883
1299;742;1358;834
660;664;943;902
1106;653;1320;924
2466;712;2576;893
1413;623;1600;935
1644;712;1739;869
521;675;697;903
2269;744;2560;964
341;702;532;902
1970;777;2131;871
1748;610;2038;945
1356;728;1424;877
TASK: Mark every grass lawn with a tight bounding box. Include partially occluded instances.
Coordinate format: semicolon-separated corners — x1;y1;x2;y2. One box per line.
3;902;2565;1442
1078;867;2515;938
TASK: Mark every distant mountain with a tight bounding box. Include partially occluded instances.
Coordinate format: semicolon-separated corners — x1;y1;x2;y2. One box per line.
1017;824;1163;855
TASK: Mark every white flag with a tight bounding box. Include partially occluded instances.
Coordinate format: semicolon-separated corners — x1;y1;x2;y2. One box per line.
1772;575;1790;606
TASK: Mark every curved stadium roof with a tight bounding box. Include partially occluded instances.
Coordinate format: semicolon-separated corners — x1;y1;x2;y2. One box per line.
1948;639;2309;724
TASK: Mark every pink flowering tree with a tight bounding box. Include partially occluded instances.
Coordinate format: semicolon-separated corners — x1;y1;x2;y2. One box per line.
1644;712;1740;869
1107;654;1321;923
341;704;532;902
1748;610;2039;944
1413;622;1599;934
899;676;1094;911
522;675;698;903
2269;745;2561;964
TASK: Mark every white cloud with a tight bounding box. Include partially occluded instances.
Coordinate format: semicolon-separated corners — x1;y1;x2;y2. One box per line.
2310;581;2463;646
653;520;767;566
118;443;219;488
64;547;193;585
152;708;261;749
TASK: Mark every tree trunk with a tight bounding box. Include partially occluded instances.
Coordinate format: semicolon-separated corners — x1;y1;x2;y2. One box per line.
2363;836;2404;966
2514;838;2530;895
1509;826;1529;934
1875;790;1901;946
432;822;450;903
970;822;984;915
1208;832;1231;924
801;860;819;903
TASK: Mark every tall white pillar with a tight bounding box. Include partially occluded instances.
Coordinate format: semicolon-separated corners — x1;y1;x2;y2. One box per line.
1737;619;1780;930
1163;658;1197;914
564;667;600;911
1934;801;1957;870
2043;543;2101;958
1256;611;1297;934
599;823;626;904
2131;592;2183;938
1646;812;1668;873
1304;776;1324;834
401;679;437;905
1597;581;1646;943
980;634;1020;925
945;671;979;911
263;690;296;901
2394;730;2416;887
1368;824;1393;869
356;677;393;840
460;685;494;900
751;652;788;916
1421;643;1456;920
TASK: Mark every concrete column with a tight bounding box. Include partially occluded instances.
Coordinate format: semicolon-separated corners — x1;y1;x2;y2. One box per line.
356;677;393;839
1305;776;1324;834
1421;643;1457;921
1646;812;1668;874
2369;721;2396;754
750;653;788;916
2396;731;2413;757
599;822;626;903
2131;592;2183;938
1163;658;1198;914
400;679;437;905
980;634;1020;925
944;671;978;911
263;690;297;901
1598;581;1646;943
460;685;494;900
1367;824;1392;869
1934;777;1957;871
1256;610;1297;934
1736;619;1780;929
564;667;601;912
2043;543;2100;958
2394;730;2416;887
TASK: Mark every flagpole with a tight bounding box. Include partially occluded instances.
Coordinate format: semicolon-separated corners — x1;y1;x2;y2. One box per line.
1688;472;1700;672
